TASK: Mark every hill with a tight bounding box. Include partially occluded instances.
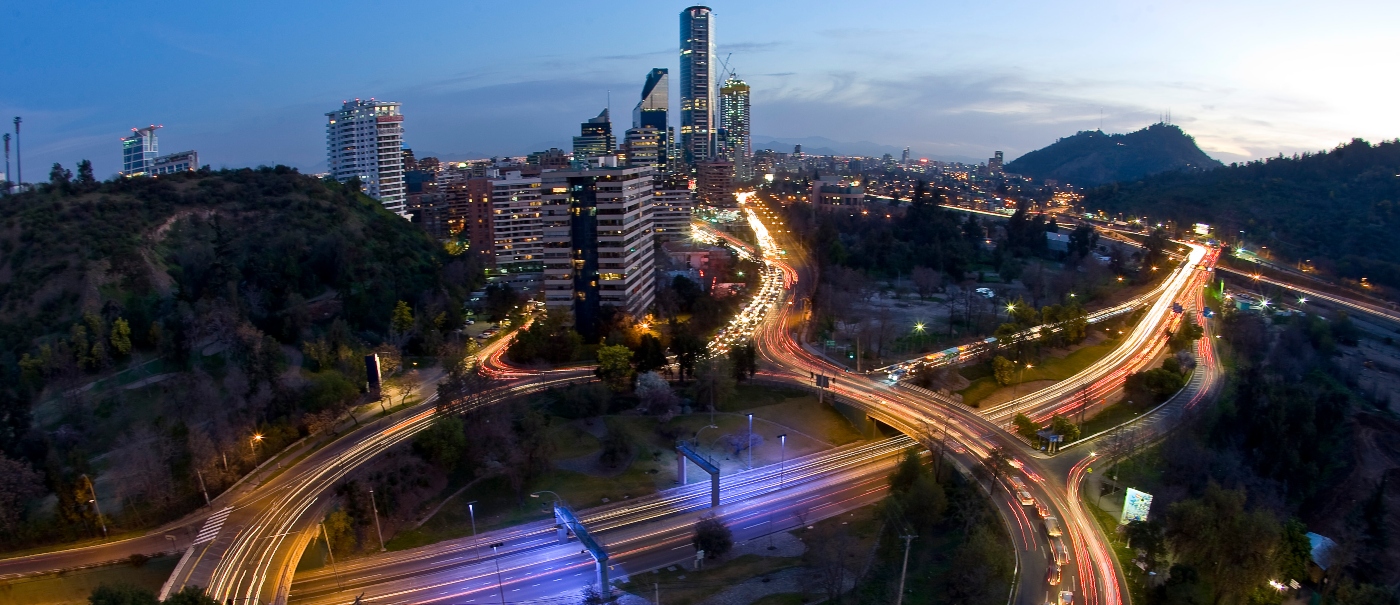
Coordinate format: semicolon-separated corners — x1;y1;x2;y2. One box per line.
1085;138;1400;288
1006;123;1222;186
0;166;479;548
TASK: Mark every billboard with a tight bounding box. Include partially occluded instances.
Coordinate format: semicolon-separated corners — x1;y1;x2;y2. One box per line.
1194;223;1211;236
1120;488;1154;524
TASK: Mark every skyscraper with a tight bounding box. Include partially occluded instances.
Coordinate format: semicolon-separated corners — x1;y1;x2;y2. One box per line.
679;6;716;166
573;109;616;160
632;68;669;170
326;99;406;216
719;76;751;180
122;125;160;176
902;147;911;165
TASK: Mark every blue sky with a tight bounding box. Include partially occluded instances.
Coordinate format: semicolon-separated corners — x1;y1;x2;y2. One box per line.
2;0;1396;178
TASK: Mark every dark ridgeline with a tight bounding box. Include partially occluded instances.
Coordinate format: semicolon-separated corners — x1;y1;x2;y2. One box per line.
1006;122;1222;187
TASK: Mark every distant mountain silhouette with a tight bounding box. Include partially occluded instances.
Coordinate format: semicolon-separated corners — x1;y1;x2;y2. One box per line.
1006;123;1222;187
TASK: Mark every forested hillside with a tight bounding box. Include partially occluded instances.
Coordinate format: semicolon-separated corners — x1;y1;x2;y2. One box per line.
1006;123;1221;187
1085;138;1400;288
0;165;478;547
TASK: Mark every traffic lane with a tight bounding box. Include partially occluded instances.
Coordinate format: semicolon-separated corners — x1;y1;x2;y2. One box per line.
289;451;903;605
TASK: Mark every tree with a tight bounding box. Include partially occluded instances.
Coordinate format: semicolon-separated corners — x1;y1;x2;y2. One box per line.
598;420;632;469
911;266;942;300
383;369;420;410
810;525;855;603
1124;520;1167;573
693;357;735;412
1013;413;1039;440
1166;483;1280;605
670;330;705;383
595;344;634;391
1051;414;1081;442
49;162;72;190
0;453;44;535
160;586;220;605
87;583;159;605
635;371;678;416
728;340;757;381
692;514;733;559
390;300;415;346
992;355;1017;386
76;160;97;187
984;446;1013;485
1068;224;1098;258
1170;316;1205;352
633;334;668;374
412;415;467;471
109;318;132;356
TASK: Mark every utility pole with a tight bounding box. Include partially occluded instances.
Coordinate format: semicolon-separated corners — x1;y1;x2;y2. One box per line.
655;582;660;605
369;489;386;551
320;522;343;592
80;474;107;538
895;533;917;605
3;133;10;193
195;470;210;505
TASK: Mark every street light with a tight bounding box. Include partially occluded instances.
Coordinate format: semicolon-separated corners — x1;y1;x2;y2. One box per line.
746;414;754;470
467;501;482;562
81;474;106;538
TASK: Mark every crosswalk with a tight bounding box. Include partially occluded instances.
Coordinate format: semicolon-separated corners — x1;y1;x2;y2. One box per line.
193;507;233;545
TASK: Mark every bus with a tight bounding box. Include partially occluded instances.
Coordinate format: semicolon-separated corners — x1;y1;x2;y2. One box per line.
1044;515;1062;538
1009;476;1035;506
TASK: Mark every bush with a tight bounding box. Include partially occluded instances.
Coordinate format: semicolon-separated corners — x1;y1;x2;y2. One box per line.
692;514;733;559
412;415;466;471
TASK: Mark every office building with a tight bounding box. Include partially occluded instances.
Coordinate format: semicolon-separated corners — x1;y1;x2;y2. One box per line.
541;166;657;338
696;159;734;206
902;147;911;165
149;150;198;175
652;173;695;242
623;126;664;168
528;148;571;170
812;176;866;211
632;68;669;170
122;126;161;176
679;6;716;165
719;76;751;180
326;99;407;216
573;109;616;161
988;150;1004;174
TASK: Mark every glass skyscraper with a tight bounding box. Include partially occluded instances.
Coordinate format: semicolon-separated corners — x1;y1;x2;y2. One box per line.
679;6;715;166
720;76;751;180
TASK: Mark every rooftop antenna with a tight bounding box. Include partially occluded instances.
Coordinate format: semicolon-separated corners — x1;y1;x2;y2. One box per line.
1099;107;1103;132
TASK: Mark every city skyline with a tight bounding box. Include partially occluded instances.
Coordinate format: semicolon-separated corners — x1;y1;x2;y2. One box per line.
2;0;1397;177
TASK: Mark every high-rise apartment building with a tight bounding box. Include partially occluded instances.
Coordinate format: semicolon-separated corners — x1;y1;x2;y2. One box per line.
484;171;544;269
679;6;716;166
719;76;751;180
988;150;1004;174
573;109;616;160
901;147;911;165
326;99;407;216
696;159;735;206
122;126;160;176
652;173;695;242
541;166;656;338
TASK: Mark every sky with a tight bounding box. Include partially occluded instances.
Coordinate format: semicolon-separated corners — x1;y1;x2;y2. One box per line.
2;0;1397;179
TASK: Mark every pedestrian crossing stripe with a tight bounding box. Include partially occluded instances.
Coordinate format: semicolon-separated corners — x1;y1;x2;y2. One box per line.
193;507;232;545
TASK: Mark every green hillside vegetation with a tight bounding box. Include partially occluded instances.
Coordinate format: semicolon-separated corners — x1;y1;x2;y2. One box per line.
1006;123;1222;187
0;165;481;549
1085;138;1400;288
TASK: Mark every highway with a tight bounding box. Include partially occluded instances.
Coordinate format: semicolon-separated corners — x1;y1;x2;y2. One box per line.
1215;265;1400;327
0;196;1224;605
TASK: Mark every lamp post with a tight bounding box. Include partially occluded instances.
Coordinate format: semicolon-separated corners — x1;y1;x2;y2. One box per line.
746;414;754;470
467;501;482;561
490;542;507;604
80;474;106;538
369;489;386;551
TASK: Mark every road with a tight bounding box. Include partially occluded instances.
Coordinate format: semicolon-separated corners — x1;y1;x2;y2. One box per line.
1215;265;1400;327
1;199;1222;605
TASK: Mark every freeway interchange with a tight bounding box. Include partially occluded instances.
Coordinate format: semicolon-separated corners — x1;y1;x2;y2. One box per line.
3;201;1228;605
